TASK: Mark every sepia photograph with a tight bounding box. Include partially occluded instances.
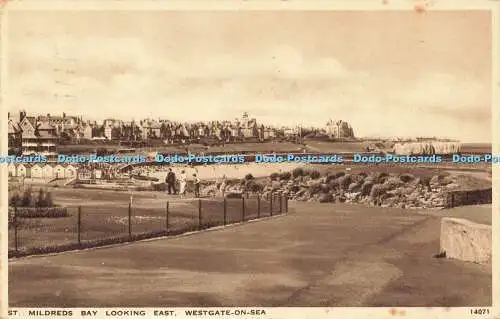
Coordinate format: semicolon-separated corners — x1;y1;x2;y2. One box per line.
4;3;494;311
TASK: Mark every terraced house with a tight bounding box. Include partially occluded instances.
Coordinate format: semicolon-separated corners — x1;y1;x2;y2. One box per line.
18;112;58;157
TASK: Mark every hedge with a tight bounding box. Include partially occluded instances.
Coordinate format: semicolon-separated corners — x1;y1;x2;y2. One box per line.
10;207;69;218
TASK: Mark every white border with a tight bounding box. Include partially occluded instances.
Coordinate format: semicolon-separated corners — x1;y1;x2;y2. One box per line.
1;1;498;318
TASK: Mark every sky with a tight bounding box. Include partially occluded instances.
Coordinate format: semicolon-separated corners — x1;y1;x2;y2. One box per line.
7;10;492;142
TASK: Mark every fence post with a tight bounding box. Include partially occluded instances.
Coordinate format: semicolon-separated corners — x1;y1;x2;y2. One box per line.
257;194;261;218
166;201;169;233
242;197;246;222
77;206;82;245
286;194;288;213
279;193;283;214
198;199;202;230
270;192;273;216
128;201;132;240
14;206;18;253
223;198;227;226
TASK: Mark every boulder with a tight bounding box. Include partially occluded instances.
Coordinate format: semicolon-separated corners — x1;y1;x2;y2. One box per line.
440;217;491;263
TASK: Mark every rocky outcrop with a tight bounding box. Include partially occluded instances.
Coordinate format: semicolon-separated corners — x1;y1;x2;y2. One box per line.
392;142;461;155
255;171;460;210
440;218;491;263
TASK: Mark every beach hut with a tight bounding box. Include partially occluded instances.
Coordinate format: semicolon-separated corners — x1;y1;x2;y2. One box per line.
31;164;44;179
17;163;31;178
42;164;55;179
65;165;77;178
54;164;65;179
8;163;17;177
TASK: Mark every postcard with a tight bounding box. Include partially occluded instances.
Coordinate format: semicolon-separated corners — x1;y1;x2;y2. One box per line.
1;1;498;318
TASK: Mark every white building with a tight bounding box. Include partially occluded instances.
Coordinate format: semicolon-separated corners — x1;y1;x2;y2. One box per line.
54;164;65;179
31;164;44;179
8;163;17;177
17;164;31;177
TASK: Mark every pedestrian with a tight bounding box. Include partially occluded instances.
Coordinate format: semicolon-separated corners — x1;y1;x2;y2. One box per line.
179;170;187;198
193;174;201;198
165;168;176;195
219;174;227;197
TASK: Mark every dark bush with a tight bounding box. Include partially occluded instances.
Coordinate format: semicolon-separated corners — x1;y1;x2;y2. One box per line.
326;173;337;183
245;180;263;192
361;181;374;196
370;184;387;198
399;173;415;183
334;172;346;178
309;182;322;194
280;172;292;180
226;192;243;198
14;207;69;218
420;176;431;188
292;167;304;178
309;170;321;180
318;193;333;203
270;172;280;181
245;173;254;180
9;192;21;206
337;174;352;190
21;187;33;207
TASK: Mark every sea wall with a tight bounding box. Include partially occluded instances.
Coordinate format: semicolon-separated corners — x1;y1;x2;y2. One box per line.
440;217;491;263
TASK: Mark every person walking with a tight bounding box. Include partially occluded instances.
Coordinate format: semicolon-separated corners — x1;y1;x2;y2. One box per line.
179;170;187;198
219;174;227;197
193;174;201;198
165;168;176;195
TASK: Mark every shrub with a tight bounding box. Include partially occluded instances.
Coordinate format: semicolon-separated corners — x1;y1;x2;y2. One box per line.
361;181;374;196
384;177;403;190
370;184;387;198
399;173;415;183
309;170;321;180
245;180;263;192
420;176;431;188
270;172;280;181
226;192;243;199
292;167;304;178
337;174;352;190
334;172;345;179
358;172;368;178
245;173;254;180
9;192;21;206
14;207;69;218
21;187;33;207
318;193;333;203
280;171;292;180
309;182;323;195
326;173;337;183
348;182;362;192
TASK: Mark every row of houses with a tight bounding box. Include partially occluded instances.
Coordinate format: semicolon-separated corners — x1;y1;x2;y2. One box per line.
8;163;78;179
8;110;357;156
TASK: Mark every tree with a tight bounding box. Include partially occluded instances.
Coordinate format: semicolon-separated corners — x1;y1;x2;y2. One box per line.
36;188;46;207
44;191;54;207
21;187;33;207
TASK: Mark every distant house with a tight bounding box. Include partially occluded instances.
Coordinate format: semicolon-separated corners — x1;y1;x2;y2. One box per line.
54;164;65;179
17;163;31;177
81;123;93;140
42;164;55;179
8;163;17;177
31;164;44;179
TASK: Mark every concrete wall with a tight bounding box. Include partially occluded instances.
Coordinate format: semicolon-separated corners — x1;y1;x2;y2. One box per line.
444;188;492;208
440;217;491;263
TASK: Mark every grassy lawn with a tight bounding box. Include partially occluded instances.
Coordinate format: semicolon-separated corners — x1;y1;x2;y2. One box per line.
9;188;285;255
